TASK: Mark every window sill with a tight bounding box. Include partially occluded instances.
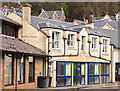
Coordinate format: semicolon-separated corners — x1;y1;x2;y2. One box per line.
5;84;14;86
102;52;109;56
91;48;98;52
67;46;75;50
52;48;60;50
18;82;25;85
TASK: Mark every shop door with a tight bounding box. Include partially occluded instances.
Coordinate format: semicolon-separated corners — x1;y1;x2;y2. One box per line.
115;63;120;81
77;64;81;85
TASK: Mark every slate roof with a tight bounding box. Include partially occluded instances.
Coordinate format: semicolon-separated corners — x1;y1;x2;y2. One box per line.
40;10;64;18
94;20;118;30
95;28;119;48
31;16;74;29
0;16;22;26
0;34;49;56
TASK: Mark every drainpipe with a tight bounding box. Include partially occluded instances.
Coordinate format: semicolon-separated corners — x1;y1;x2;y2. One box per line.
3;54;5;90
110;44;113;83
88;41;110;61
77;38;80;55
99;42;102;58
47;36;51;76
63;38;67;55
15;57;17;90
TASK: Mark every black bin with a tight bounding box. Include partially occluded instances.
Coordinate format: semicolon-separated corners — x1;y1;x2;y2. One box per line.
37;76;52;88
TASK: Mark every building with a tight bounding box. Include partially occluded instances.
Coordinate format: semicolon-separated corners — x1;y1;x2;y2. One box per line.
0;16;50;90
6;4;112;87
95;28;120;83
38;8;66;21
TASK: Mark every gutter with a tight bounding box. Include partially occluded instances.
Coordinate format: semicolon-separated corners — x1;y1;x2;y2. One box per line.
52;38;80;57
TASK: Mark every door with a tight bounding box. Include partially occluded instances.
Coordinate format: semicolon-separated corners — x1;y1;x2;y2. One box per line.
77;63;81;85
115;63;120;81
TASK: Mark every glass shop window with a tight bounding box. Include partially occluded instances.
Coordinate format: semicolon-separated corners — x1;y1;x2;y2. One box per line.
29;56;35;83
67;34;74;47
4;54;13;85
58;62;64;76
18;56;25;84
89;63;94;75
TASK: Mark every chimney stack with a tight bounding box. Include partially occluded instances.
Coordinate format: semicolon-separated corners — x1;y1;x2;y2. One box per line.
61;8;63;11
22;3;32;23
41;8;44;11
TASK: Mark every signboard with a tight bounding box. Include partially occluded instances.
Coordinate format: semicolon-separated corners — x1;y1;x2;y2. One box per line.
81;64;85;75
66;63;71;76
95;64;99;75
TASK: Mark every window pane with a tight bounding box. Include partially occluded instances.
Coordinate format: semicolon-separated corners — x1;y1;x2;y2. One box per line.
74;63;77;75
81;63;85;75
95;77;99;83
57;78;64;86
18;57;25;83
29;56;34;83
65;78;71;85
95;64;99;75
101;64;104;74
65;63;71;76
77;77;80;85
81;77;84;84
4;54;13;85
89;77;94;84
89;63;94;75
58;62;64;76
73;77;77;85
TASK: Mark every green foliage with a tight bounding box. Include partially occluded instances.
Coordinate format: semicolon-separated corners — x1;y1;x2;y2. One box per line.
57;3;69;16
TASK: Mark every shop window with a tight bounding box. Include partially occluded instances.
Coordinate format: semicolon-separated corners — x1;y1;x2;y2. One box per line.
57;78;64;86
52;32;59;48
101;64;109;83
88;63;100;84
67;34;74;47
103;39;107;52
57;62;72;87
18;56;25;84
92;37;97;49
29;56;35;83
58;62;64;76
89;63;94;75
4;54;13;85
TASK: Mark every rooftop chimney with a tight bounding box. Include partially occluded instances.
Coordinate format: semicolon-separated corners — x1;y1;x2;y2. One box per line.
22;3;32;23
41;8;44;11
61;8;63;11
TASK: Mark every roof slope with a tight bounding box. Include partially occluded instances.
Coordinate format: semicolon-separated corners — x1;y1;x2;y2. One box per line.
0;34;49;56
95;28;119;48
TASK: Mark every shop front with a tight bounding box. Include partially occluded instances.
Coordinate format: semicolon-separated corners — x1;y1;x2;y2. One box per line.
56;61;110;87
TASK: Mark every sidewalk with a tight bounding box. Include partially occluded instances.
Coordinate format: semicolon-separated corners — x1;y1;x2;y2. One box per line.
46;82;119;90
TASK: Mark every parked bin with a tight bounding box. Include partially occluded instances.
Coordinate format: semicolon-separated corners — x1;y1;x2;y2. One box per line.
37;76;52;88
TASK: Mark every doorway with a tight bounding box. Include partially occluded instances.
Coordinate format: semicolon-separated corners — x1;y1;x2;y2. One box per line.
115;63;120;81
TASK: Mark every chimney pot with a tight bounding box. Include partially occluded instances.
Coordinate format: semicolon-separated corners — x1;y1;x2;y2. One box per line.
61;8;63;11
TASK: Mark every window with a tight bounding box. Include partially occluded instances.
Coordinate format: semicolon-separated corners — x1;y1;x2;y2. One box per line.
81;36;85;50
92;37;97;49
18;57;25;84
103;39;107;52
57;62;72;86
101;64;109;83
29;56;35;83
67;34;74;46
48;62;52;77
52;32;59;48
4;54;13;85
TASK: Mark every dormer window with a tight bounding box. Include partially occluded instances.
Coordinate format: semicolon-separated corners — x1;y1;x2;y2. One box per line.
67;34;74;47
103;39;107;53
92;37;97;49
52;32;59;48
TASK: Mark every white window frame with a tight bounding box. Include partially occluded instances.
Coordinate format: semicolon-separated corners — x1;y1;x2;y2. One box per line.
67;34;74;47
103;39;107;53
92;37;97;49
52;32;59;49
